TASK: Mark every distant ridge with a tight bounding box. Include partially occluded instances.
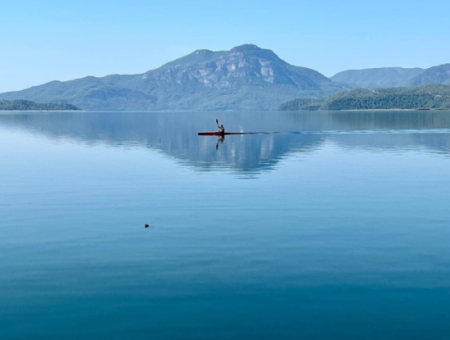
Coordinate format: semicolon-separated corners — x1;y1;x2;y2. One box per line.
0;44;348;111
332;63;450;89
407;64;450;86
331;67;424;88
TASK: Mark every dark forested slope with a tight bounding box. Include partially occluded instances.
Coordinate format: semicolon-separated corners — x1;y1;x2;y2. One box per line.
0;99;80;111
279;84;450;111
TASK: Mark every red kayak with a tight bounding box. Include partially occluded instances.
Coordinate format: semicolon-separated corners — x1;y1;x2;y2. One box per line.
198;131;245;136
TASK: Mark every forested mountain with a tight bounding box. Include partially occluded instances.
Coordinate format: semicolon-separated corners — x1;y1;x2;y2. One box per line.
279;84;450;111
331;67;424;88
0;45;348;111
0;100;80;111
407;64;450;86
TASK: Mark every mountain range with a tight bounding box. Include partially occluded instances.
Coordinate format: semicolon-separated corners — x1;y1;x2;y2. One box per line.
0;44;449;111
0;44;347;111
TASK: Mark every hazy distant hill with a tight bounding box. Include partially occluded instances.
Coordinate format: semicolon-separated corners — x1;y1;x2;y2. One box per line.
407;64;450;86
332;64;450;89
0;44;348;111
331;67;424;88
279;84;450;111
0;99;80;111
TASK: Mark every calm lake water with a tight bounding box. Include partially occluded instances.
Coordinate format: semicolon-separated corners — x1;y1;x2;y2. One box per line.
1;111;450;339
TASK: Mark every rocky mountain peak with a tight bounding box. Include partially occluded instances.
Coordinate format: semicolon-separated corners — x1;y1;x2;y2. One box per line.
230;44;279;60
193;49;213;55
230;44;262;52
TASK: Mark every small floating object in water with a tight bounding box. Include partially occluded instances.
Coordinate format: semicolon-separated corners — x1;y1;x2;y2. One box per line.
145;224;149;228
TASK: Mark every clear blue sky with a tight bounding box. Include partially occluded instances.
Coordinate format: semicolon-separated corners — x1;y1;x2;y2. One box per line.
1;0;449;92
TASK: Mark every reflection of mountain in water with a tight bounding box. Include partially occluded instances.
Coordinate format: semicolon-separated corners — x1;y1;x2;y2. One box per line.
0;112;326;173
328;111;450;155
0;111;449;173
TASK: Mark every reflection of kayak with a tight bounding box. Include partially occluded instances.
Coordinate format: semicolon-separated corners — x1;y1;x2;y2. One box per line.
198;131;245;136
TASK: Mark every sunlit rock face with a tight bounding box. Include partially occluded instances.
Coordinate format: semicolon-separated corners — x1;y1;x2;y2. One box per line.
0;45;348;111
143;44;335;90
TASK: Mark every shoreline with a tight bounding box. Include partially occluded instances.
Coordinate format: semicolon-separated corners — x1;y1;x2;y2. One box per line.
0;110;83;112
1;108;449;113
338;108;448;112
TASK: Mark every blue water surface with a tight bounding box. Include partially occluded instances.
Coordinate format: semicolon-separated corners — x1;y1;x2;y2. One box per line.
0;111;449;339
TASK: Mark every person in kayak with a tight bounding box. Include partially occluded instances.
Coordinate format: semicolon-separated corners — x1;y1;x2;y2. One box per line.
216;119;225;135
